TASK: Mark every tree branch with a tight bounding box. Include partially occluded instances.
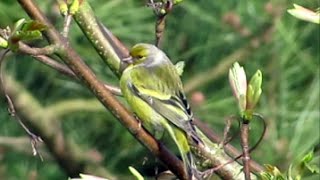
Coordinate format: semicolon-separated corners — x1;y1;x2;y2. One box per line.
15;0;267;179
17;0;188;179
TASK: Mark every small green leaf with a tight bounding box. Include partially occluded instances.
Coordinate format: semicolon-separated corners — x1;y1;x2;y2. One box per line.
175;61;185;76
261;164;286;180
70;0;80;15
69;174;108;180
129;166;144;180
21;20;47;32
12;18;26;34
246;70;262;110
301;151;314;163
173;0;183;4
299;151;320;174
8;19;46;49
57;0;68;16
288;4;320;24
0;36;8;48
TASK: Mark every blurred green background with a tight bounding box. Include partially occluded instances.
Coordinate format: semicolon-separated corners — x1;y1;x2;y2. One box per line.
0;0;319;179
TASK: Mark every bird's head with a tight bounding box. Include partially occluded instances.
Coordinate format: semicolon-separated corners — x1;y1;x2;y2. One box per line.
123;43;164;66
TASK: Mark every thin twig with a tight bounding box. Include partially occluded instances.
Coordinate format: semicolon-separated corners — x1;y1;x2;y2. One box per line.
220;116;237;147
223;116;241;146
33;55;75;77
18;42;57;55
62;14;72;38
148;0;173;47
18;42;122;96
193;119;265;173
0;49;43;160
201;115;266;178
33;55;122;96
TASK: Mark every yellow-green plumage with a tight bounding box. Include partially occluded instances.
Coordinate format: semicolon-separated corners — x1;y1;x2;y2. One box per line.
120;43;199;178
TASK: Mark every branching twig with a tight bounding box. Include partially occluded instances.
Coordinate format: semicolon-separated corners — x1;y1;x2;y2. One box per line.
0;136;50;158
220;115;240;146
3;74;116;178
193;119;265;173
17;0;188;179
0;49;43;160
15;0;268;179
18;42;57;55
18;42;122;96
33;55;122;95
147;0;174;47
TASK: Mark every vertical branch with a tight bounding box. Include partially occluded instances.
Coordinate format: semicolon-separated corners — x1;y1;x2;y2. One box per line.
148;0;173;47
240;121;251;180
155;15;167;47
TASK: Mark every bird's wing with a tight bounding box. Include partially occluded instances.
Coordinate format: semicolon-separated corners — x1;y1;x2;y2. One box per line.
127;65;193;131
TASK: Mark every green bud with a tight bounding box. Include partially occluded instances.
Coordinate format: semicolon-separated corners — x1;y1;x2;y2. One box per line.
57;0;68;16
8;19;46;51
70;0;80;15
69;174;109;180
12;18;26;33
174;61;185;76
260;164;286;179
229;62;247;114
0;36;8;49
288;4;320;24
160;8;166;15
129;166;144;180
246;70;262;110
173;0;183;5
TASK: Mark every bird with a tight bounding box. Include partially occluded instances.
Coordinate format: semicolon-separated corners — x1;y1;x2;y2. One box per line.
120;43;202;179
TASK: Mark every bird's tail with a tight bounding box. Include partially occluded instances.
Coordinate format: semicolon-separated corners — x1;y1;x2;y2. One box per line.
186;120;205;147
171;128;196;179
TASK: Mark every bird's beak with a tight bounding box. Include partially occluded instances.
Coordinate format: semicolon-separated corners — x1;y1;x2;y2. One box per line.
122;56;133;64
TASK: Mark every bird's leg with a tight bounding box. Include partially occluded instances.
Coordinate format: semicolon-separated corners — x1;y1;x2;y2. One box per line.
133;113;142;130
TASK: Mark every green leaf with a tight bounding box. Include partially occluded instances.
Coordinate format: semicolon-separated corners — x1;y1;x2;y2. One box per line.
288;4;320;24
21;20;47;32
70;0;80;15
8;19;47;50
128;166;144;180
0;36;8;48
174;61;185;76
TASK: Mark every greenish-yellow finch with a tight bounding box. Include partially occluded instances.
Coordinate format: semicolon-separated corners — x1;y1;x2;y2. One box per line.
120;43;202;179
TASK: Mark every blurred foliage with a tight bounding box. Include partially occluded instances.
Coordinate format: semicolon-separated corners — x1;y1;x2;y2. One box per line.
0;0;319;179
260;151;320;180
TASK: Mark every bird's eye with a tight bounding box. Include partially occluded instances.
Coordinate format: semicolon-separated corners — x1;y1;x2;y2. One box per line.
137;55;144;59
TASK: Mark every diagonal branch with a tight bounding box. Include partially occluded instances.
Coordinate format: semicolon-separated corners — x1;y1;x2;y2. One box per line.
17;0;188;179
